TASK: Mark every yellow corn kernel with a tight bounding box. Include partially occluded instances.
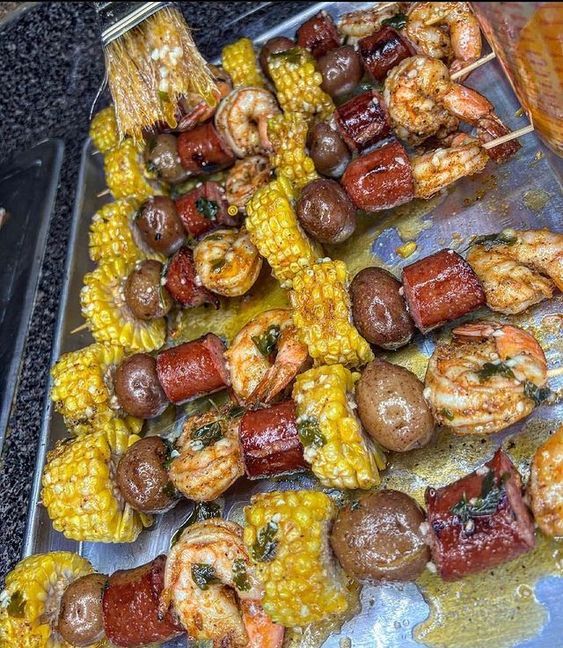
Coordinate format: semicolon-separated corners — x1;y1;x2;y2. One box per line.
104;139;160;201
222;37;264;88
245;175;322;287
290;259;373;367
293;364;385;489
89;105;119;154
268;112;318;189
243;490;348;626
89;198;142;263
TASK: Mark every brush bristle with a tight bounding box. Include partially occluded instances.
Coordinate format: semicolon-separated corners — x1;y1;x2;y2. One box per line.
105;6;218;144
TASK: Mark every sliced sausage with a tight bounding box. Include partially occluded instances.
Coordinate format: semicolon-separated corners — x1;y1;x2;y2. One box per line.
296;11;341;58
174;181;236;239
102;555;183;647
156;333;230;404
335;90;391;152
358;26;415;82
163;246;219;308
425;449;535;581
341;140;414;211
239;400;308;479
402;249;486;332
177;121;235;175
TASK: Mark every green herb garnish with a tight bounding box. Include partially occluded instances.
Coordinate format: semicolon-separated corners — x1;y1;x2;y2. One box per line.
227;404;246;419
381;12;407;29
159;90;170;102
190;420;224;451
6;591;25;618
297;418;326;448
252;325;281;357
232;558;251;591
270;47;302;65
162;481;177;499
524;381;551;405
211;258;226;272
470;230;518;249
350;500;361;511
451;469;506;525
440;408;455;421
191;563;220;590
477;361;515;382
195;197;219;220
251;519;279;562
171;502;222;546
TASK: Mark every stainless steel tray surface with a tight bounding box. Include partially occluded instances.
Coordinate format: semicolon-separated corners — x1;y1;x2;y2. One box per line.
23;3;562;647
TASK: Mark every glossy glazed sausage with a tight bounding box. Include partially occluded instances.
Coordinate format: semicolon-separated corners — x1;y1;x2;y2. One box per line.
341;140;414;211
163;246;219;308
402;249;486;332
177;121;235;175
425;449;535;581
335;90;391;152
102;556;183;647
239;400;307;479
358;26;415;82
174;181;236;239
156;333;230;404
296;10;341;58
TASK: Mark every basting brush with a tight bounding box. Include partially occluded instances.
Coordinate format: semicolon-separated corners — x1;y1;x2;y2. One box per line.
94;2;219;143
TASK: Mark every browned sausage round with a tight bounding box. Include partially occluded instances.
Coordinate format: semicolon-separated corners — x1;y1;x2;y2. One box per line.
308;122;351;179
358;26;415;82
115;437;178;514
296;178;356;244
356;359;434;452
177;121;235;175
135;196;185;256
296;11;341;58
350;267;414;349
114;353;168;419
124;260;173;321
335;90;391;152
330;490;429;582
57;573;107;647
317;46;363;98
144;133;190;184
259;36;295;80
163;246;219;309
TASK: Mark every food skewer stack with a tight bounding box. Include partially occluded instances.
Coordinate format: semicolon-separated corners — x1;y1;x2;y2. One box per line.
2;3;561;648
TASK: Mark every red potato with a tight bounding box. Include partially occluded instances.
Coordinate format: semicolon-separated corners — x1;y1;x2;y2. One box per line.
358;26;415;82
425;449;535;581
174;181;236;239
402;249;486;332
163;246;219;308
341;140;414;211
156;333;230;404
239;400;308;479
177;121;235;175
296;11;341;58
335;90;391;152
102;555;183;647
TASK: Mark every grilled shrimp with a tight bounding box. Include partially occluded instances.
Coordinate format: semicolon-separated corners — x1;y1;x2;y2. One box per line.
215;87;280;158
406;2;482;73
177;66;232;131
411;134;489;199
530;424;563;537
467;229;563;314
194;228;263;297
169;409;245;501
226;156;272;211
424;321;548;435
162;518;284;647
225;308;309;405
338;3;406;40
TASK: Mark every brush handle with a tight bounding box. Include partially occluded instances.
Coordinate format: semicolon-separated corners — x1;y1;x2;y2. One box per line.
94;1;171;46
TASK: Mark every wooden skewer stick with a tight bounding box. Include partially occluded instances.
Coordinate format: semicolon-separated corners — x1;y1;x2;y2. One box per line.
482;124;535;150
70;323;89;334
96;188;111;198
547;367;563;379
450;52;497;81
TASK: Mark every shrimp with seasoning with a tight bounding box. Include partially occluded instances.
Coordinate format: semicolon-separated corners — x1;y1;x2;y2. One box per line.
162;518;284;648
169;408;245;502
406;2;482;73
338;3;406;40
411;133;489;199
424;321;549;435
176;65;233;131
467;229;563;314
215;87;280;158
225;308;309;405
530;424;563;538
194;228;262;297
226;156;272;211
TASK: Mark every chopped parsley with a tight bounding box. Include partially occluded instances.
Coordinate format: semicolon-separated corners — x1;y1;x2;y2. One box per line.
211;258;226;272
195;197;219;220
232;558;251;591
270;47;302;65
190;420;224;451
6;591;25;618
524;381;551;405
170;502;222;546
451;469;508;525
477;361;515;382
470;230;517;249
191;563;220;590
252;325;281;357
381;12;407;29
251;519;279;562
297;418;327;448
227;404;246;419
440;408;455;421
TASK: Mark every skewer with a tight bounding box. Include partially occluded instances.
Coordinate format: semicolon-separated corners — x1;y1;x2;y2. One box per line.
482;124;535;150
70;323;89;335
450;52;497;81
97;188;111;198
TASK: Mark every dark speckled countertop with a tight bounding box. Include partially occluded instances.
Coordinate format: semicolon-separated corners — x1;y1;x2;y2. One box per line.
0;0;314;581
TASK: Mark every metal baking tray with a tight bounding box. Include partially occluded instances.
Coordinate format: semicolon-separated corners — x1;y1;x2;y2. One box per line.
23;3;562;647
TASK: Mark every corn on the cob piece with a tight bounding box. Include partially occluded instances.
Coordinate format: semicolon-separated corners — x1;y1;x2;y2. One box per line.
290;259;373;367
89;198;142;264
268;47;334;121
293;364;385;489
104;138;161;201
80;256;167;353
41;423;152;542
50;343;142;436
245;175;322;288
268;112;318;190
89;105;120;154
221;37;264;88
0;551;94;648
244;490;348;626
